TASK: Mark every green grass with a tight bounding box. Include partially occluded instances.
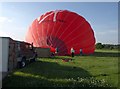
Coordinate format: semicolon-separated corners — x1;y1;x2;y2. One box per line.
2;49;119;88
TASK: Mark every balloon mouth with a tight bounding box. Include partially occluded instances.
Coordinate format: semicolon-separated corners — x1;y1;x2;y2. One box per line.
39;36;68;55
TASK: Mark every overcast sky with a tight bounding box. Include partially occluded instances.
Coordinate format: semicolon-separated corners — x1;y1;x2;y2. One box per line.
0;2;118;44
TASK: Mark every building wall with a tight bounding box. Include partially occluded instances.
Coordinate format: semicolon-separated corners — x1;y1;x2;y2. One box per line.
8;39;17;72
0;37;9;79
1;37;9;72
0;37;2;86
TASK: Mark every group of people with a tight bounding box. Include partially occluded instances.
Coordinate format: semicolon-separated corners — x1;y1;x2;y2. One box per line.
70;47;83;57
51;47;82;58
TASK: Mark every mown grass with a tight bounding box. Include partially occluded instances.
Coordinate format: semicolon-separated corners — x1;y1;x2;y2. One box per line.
2;49;119;88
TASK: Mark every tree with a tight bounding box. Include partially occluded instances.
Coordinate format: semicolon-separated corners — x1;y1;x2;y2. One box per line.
96;43;103;49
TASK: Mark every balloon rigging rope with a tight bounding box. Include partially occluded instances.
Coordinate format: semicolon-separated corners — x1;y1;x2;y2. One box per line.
38;12;53;24
46;15;51;46
44;12;56;46
49;15;56;45
53;10;60;22
46;15;50;46
49;11;57;46
44;13;53;46
41;20;45;46
59;20;86;42
60;38;95;53
55;20;86;48
37;16;43;46
53;12;69;38
58;28;91;50
54;16;79;47
52;12;70;45
59;32;93;52
36;20;41;46
50;10;64;37
30;26;39;47
49;10;63;47
38;12;54;46
55;17;78;46
74;37;95;47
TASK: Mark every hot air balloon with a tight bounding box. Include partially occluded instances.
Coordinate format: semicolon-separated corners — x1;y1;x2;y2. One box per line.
25;10;96;55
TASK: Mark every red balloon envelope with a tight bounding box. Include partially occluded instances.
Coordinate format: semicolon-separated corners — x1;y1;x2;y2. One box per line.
25;10;96;55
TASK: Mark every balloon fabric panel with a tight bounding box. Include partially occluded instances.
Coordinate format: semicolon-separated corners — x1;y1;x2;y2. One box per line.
25;10;96;55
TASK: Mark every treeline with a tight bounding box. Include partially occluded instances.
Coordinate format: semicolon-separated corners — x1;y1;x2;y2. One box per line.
96;43;120;50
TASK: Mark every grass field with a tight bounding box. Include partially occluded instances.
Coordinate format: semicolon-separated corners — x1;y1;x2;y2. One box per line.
2;49;119;88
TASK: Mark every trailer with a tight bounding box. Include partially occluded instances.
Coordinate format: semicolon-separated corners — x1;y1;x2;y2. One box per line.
0;37;11;80
35;47;50;58
0;37;37;80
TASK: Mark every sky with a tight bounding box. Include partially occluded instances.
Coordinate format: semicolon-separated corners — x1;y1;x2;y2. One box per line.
0;2;118;44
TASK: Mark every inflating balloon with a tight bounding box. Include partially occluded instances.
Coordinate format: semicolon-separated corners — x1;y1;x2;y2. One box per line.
25;10;96;55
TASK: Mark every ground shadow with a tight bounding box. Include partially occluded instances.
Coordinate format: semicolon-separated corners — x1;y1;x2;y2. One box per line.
2;61;113;88
20;61;92;79
2;61;91;87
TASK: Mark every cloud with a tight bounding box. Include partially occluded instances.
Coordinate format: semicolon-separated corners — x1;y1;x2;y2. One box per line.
0;16;13;23
94;29;118;44
0;17;8;22
95;30;118;36
0;30;9;37
0;16;13;30
108;30;118;33
0;16;26;41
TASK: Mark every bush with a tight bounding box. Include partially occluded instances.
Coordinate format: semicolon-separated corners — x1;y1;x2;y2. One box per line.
96;43;103;49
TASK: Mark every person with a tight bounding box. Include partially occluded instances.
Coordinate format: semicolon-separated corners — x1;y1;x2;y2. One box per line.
80;48;83;56
55;47;58;54
51;52;55;58
31;42;34;50
71;47;75;57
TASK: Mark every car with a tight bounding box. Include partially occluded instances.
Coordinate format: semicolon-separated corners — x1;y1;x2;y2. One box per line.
16;41;37;68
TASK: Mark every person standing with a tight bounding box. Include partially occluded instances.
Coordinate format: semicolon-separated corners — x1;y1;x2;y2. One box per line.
80;48;83;56
71;47;75;57
55;48;58;54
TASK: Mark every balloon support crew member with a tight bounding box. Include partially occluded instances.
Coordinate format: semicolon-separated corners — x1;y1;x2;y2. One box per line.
71;47;75;57
80;48;83;56
55;48;58;54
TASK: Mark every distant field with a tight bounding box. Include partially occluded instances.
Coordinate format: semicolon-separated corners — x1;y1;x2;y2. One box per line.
2;49;119;88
